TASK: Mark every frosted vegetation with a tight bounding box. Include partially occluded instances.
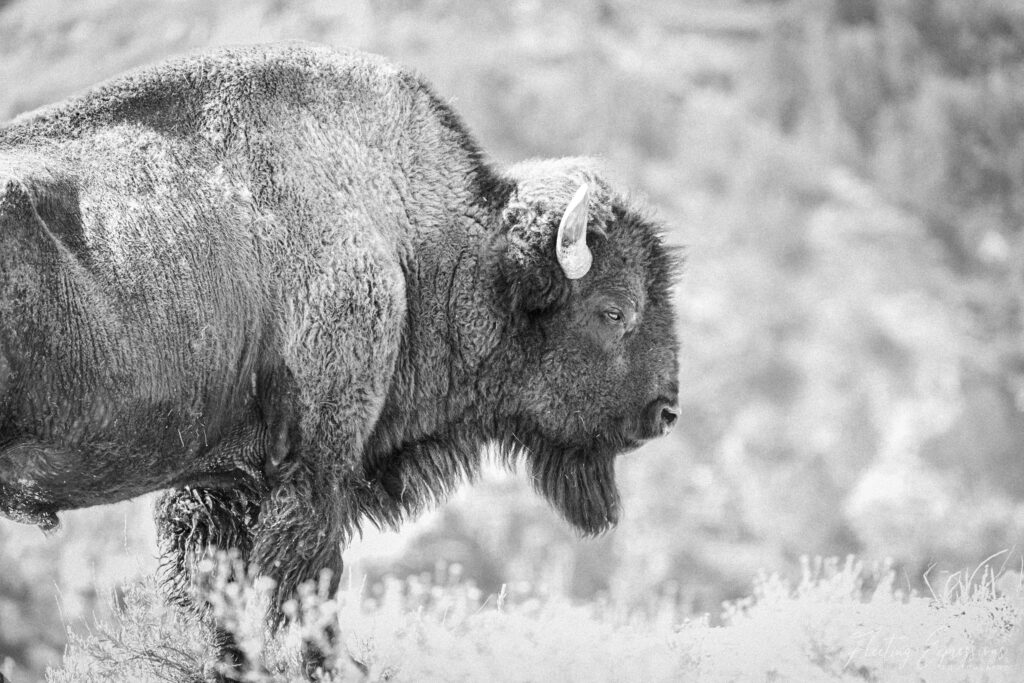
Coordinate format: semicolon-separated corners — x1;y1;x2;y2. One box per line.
43;555;1024;682
3;0;1024;680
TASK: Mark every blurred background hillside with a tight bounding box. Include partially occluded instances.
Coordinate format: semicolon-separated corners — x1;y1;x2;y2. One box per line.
3;0;1024;679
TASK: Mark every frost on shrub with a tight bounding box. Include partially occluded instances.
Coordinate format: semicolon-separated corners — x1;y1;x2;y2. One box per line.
689;556;1024;682
47;578;209;683
46;555;1024;682
47;559;692;682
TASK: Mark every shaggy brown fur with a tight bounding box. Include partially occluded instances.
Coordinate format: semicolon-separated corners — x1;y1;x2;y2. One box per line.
0;42;680;677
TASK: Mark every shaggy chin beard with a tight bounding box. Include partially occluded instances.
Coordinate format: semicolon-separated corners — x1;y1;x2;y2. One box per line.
527;446;620;536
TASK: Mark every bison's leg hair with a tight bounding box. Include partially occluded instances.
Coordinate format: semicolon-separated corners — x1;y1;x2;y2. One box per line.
154;486;263;680
249;458;346;676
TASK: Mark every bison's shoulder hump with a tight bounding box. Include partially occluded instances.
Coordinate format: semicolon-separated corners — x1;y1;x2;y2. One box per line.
2;42;414;141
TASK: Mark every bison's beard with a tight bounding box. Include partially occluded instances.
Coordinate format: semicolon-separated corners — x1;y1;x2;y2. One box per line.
494;415;634;536
524;444;620;536
361;421;622;537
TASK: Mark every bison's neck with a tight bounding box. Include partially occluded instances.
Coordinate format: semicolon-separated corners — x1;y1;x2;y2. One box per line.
357;197;512;524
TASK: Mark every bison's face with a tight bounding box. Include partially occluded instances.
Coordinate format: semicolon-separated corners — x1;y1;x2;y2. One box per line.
495;159;681;534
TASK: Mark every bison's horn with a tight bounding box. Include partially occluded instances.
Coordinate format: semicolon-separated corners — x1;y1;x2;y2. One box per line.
555;182;593;279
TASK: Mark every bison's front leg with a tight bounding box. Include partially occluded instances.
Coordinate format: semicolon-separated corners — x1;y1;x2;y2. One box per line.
254;247;405;677
251;385;396;676
250;458;347;676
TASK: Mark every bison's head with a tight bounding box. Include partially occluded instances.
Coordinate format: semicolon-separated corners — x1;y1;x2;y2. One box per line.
493;158;681;535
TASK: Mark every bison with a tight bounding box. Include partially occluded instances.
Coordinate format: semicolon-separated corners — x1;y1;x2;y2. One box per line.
0;42;680;676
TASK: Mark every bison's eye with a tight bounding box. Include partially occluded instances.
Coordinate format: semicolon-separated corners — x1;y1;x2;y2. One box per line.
602;309;624;324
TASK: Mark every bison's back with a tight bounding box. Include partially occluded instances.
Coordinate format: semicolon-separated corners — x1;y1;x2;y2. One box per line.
1;42;398;146
3;41;496;248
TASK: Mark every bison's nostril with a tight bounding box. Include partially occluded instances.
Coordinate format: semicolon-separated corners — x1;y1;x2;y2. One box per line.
657;403;680;436
644;398;680;438
661;406;678;429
